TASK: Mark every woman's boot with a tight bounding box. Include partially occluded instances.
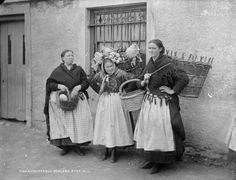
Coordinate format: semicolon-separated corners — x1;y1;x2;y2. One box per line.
150;163;162;174
101;148;109;161
110;148;117;163
73;145;85;156
141;161;154;169
60;146;70;156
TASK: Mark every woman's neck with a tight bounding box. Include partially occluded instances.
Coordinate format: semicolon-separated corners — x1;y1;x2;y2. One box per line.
152;54;162;62
152;56;159;62
64;63;72;70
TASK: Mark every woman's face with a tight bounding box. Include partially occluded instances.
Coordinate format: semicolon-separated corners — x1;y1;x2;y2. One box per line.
104;61;115;75
62;51;74;65
148;42;162;58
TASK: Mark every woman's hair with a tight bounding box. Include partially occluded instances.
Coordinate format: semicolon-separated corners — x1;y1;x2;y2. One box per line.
148;39;165;55
61;49;73;58
103;58;113;65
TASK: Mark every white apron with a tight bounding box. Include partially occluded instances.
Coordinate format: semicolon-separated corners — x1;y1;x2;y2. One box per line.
226;112;236;151
134;95;175;151
93;93;134;148
49;91;93;144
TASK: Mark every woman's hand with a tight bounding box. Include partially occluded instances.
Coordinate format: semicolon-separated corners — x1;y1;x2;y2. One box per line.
159;86;175;95
58;84;69;92
99;75;108;95
101;75;109;88
71;85;81;99
144;73;151;85
102;75;109;83
140;80;146;87
144;73;151;81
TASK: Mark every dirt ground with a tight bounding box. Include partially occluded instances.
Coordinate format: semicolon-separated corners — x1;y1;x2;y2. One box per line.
0;119;235;180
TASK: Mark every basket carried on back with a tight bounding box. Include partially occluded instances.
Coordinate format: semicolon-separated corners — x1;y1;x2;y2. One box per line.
57;91;80;111
170;57;212;98
119;79;145;112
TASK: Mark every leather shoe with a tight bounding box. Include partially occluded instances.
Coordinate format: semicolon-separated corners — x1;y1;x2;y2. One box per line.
73;147;85;156
101;148;109;161
150;164;161;174
60;147;70;156
110;148;117;163
141;161;153;169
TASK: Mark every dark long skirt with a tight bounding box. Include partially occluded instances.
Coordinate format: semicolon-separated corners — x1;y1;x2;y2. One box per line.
144;131;185;164
50;138;90;148
228;149;236;165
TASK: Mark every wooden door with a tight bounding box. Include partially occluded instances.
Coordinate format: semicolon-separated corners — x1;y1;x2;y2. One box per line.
0;21;26;121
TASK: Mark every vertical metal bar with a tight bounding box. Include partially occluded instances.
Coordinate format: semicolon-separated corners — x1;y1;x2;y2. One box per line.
120;12;123;48
103;14;106;46
138;12;141;47
126;12;129;46
129;11;132;45
93;14;98;53
116;13;119;49
99;14;102;51
111;12;114;47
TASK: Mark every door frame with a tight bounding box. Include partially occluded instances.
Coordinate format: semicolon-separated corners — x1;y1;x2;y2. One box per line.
0;5;32;127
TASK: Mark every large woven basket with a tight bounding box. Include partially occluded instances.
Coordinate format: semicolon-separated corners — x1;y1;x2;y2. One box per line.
119;79;145;112
170;58;212;98
58;91;79;111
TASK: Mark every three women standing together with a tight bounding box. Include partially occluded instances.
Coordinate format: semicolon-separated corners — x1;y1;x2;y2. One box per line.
44;39;189;174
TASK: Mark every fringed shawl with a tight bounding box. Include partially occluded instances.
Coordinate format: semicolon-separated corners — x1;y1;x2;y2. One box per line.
44;63;89;115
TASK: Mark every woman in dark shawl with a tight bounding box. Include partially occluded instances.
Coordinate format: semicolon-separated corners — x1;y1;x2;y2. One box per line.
44;50;93;156
134;39;189;174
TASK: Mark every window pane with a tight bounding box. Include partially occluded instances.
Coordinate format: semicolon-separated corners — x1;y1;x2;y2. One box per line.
90;5;146;53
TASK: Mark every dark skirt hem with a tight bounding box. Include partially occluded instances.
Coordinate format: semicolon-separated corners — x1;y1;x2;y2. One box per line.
228;148;236;165
144;150;177;164
50;137;91;147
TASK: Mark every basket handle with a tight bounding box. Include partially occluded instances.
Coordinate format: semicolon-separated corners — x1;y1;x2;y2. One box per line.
119;78;141;93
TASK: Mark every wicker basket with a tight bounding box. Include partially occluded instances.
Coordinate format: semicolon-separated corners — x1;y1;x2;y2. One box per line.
170;58;212;98
58;91;79;111
119;79;145;112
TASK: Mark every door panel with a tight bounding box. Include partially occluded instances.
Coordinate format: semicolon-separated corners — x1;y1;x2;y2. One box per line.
0;21;26;121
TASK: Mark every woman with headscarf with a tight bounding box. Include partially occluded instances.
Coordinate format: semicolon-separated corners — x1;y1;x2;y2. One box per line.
90;57;134;163
134;39;189;174
44;50;93;156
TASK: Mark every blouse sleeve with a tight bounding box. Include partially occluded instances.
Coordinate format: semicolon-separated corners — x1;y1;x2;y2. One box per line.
172;67;189;95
